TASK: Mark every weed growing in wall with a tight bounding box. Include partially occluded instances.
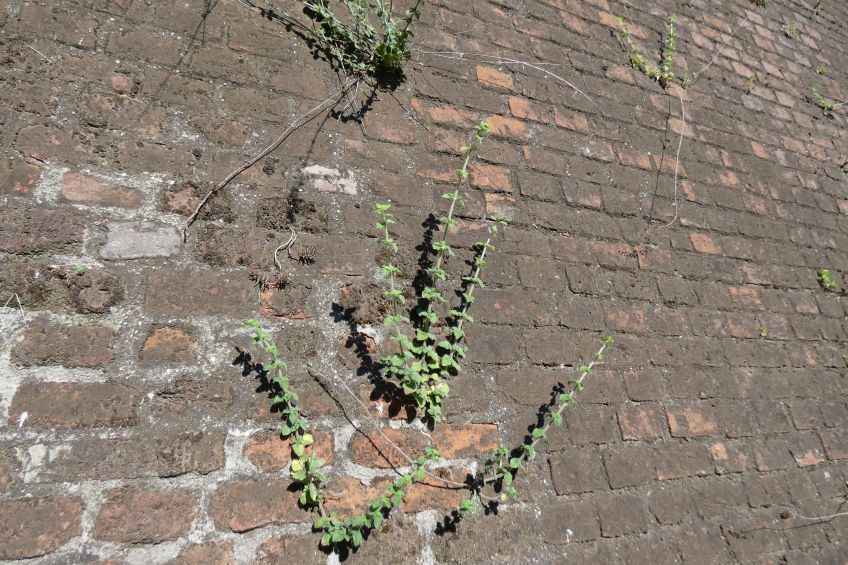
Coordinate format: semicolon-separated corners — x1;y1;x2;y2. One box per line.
818;268;839;292
617;14;677;88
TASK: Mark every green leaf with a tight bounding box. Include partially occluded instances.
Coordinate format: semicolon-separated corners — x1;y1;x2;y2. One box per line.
351;529;363;547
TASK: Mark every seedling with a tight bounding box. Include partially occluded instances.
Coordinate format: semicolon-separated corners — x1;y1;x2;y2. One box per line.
757;325;768;337
616;14;678;88
781;23;799;39
818;268;839;292
746;72;758;93
815;65;828;75
810;87;837;116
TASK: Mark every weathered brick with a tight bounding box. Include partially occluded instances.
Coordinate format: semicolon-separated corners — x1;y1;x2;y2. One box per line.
10;381;139;429
549;449;607;494
0;158;40;196
596;494;651;537
617;405;666;440
140;326;198;364
34;431;225;481
566;405;619;445
0;496;83;559
242;430;334;472
11;319;114;368
168;540;235;565
0;207;84;254
348;428;429;468
255;535;324;564
433;423;499;459
144;269;255;317
209;479;301;533
465;325;522;364
540;499;600;544
476;65;514;90
603;445;654;488
100;221;181;259
60;173;143;208
94;488;198;543
666;404;719;437
655;443;713;480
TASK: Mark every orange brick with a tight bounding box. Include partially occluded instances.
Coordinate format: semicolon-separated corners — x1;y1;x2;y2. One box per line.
433;423;499;459
242;430;334;472
618;406;665;440
486;114;528;140
667;406;718;438
508;96;547;123
690;233;721;254
470;162;512;192
554;108;590;132
476;65;514;90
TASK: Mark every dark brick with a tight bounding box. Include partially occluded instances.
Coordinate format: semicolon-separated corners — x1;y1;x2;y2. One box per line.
94;488;198;543
348;428;429;468
721;515;786;560
623;369;667;401
649;484;698;525
465;325;522;364
209;479;301;533
144;269;255;317
0;207;84;254
540;499;600;544
168;540;235;565
655;443;713;480
565;405;619;445
0;496;83;559
596;494;651;537
677;524;734;563
11;319;114;368
0;158;40;196
255;535;324;564
603;445;654;488
34;431;225;481
9;381;139;429
617;404;666;440
549;449;607;494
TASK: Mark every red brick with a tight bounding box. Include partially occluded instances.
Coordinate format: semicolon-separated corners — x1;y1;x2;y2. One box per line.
0;496;83;559
348;428;429;468
11;319;114;368
411;99;477;128
106;29;183;66
604;304;648;333
476;65;514;90
0;159;40;196
666;405;719;437
469;161;512;191
729;286;764;309
10;381;138;429
617;150;653;170
508;96;548;123
690;233;722;254
94;488;198;543
403;469;467;512
617;405;666;440
60;172;143;208
433;423;499;459
209;479;301;532
242;430;334;472
486;114;528;140
554;108;590;133
255;535;324;564
140;326;198;364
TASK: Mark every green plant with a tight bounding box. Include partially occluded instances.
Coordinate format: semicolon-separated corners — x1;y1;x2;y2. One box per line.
810;87;837;115
477;337;614;500
758;325;768;337
781;23;799;39
746;71;758;93
616;14;677;88
73;265;86;276
243;320;328;508
303;0;423;76
815;65;828;75
378;121;505;423
818;268;839;292
813;2;823;15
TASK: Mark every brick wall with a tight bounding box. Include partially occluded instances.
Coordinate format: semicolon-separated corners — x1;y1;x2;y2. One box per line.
0;0;846;562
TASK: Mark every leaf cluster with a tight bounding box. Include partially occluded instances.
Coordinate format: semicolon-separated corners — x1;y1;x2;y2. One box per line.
303;0;422;76
617;14;677;88
818;268;839;292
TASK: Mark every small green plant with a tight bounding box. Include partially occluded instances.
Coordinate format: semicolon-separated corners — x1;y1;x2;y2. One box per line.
616;14;677;88
815;65;828;75
810;87;837;115
243;320;328;508
746;72;758;93
303;0;423;76
781;23;800;39
73;265;86;276
377;121;505;423
758;325;768;337
818;268;839;292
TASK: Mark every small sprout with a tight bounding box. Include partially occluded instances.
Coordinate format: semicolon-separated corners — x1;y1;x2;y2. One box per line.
818;268;839;292
810;87;837;115
746;72;758;93
74;265;86;276
815;65;828;75
758;325;768;338
781;23;799;39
